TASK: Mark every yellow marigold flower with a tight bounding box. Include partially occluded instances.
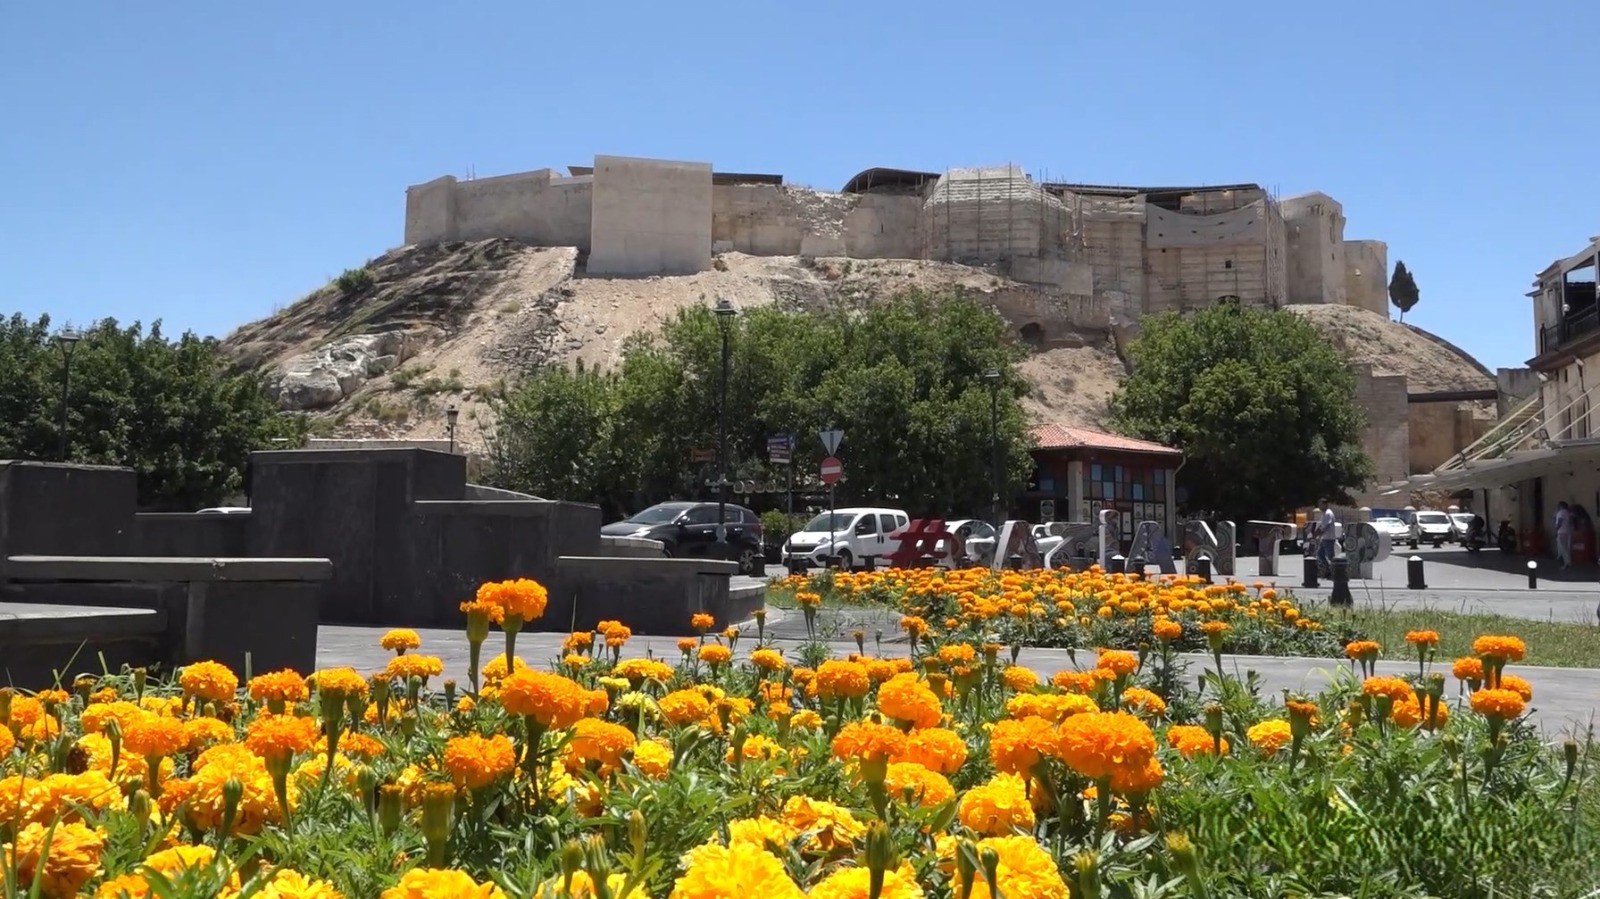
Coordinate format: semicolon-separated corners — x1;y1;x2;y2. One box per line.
32;771;125;824
252;869;346;899
790;709;824;731
958;772;1036;836
481;655;528;683
989;716;1055;775
726;815;799;852
498;670;590;729
668;841;802;899
1054;711;1159;780
937;643;977;666
1001;666;1040;692
698;644;733;666
382;868;508;899
613;658;675;684
891;726;968;774
124;715;189;759
476;577;550;623
809;864;925;899
1452;657;1484;682
691;612;716;632
816;660;872;700
1121;687;1168;717
631;739;673;779
381;629;422;652
884;761;955;807
311;668;370;700
443;733;516;790
1360;676;1417;704
780;795;865;852
1165;724;1227;757
658;689;712;727
1246;719;1293;756
876;672;943;729
956;834;1068;899
386;655;445;683
1006;692;1097;724
749;648;786;672
533;871;628;899
4;820;105;899
831;719;909;763
179;660;239;704
0;724;13;759
565;719;636;773
1404;629;1440;647
1470;688;1526;721
80;700;147;736
249;670;311;706
245;714;320;764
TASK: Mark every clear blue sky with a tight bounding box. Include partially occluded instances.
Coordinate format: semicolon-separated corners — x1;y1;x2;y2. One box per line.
1;1;1588;371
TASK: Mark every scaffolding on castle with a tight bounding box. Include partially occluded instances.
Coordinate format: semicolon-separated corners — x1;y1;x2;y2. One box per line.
919;165;1078;275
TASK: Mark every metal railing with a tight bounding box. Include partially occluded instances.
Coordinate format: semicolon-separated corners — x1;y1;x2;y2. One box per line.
1539;305;1600;355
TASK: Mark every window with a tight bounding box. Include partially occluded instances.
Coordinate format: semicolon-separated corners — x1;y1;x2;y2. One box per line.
1084;462;1170;540
854;517;876;536
682;506;720;525
878;514;898;533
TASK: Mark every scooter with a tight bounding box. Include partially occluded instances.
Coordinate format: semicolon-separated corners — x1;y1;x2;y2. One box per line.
1464;516;1488;555
1496;520;1517;554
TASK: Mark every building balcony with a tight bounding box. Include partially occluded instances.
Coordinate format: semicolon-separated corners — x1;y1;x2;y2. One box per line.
1534;304;1600;365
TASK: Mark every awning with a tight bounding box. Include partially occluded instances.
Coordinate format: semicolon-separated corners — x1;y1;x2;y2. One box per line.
1377;441;1600;496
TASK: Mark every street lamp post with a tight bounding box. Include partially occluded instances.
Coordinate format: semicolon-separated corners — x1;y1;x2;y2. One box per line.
445;405;459;454
54;329;81;462
713;298;739;561
984;368;1002;530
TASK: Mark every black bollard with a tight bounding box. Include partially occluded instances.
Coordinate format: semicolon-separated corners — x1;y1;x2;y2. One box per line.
1110;554;1127;575
1302;555;1320;589
1129;556;1146;579
1008;554;1024;570
1329;558;1353;607
1527;560;1538;589
1195;556;1213;584
1406;555;1426;590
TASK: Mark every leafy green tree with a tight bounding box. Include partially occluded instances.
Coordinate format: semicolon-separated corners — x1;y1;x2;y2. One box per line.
1389;260;1420;322
484;291;1035;517
1109;306;1372;521
0;314;304;508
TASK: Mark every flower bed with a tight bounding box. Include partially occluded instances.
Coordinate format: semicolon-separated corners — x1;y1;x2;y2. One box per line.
1;580;1597;898
775;568;1352;659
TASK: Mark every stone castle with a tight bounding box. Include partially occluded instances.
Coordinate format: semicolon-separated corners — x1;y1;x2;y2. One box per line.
404;154;1390;319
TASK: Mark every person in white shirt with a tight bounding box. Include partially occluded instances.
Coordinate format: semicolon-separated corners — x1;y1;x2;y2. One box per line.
1555;501;1573;568
1316;499;1339;571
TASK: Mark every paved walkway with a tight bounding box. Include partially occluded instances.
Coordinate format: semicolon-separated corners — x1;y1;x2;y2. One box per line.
317;606;1600;737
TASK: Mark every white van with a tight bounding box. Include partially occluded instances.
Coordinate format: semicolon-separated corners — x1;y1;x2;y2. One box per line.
782;507;910;572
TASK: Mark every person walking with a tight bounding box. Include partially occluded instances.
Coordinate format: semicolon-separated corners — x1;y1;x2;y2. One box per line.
1316;499;1339;574
1555;501;1574;569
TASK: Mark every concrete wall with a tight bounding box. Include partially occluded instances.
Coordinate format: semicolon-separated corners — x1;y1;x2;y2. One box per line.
588;155;712;276
1344;240;1389;316
1350;364;1410;503
1497;367;1541;417
404;176;458;245
1409;402;1493;473
1281;193;1348;305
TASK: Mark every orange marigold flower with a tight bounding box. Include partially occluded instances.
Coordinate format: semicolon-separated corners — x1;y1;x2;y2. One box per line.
563;631;595;653
326;732;384;760
380;629;422;652
1095;649;1139;677
658;689;712;727
1006;692;1097;724
1360;676;1417;704
883;762;955;807
1110;755;1165;795
831;719;909;763
1054;711;1158;780
476;577;550;623
311;668;370;700
613;658;675;684
179;661;239;704
1152;619;1183;642
876;672;943;729
1392;697;1451;730
124;715;188;759
1200;621;1230;636
698;644;732;666
1404;630;1440;647
989;716;1055;776
1120;687;1168;717
566;719;636;774
443;733;517;790
0;725;13;759
900;615;928;639
954;834;1066;899
385;655;445;683
381;868;508;899
690;612;716;632
1470;688;1526;721
1246;719;1293;755
958;772;1035;836
498;670;589;730
632;739;673;780
1344;640;1383;660
749;649;786;672
1001;666;1040;692
1165;724;1227;757
1472;635;1527;663
4;820;105;899
1049;670;1100;694
1452;657;1484;682
248;670;310;706
890;727;968;775
937;643;977;666
244;714;320;764
1500;674;1534;702
816;660;871;701
183;717;235;754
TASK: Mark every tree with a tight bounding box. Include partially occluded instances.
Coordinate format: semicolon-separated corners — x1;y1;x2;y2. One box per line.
1389;260;1420;322
484;291;1035;517
1109;306;1373;521
0;314;304;508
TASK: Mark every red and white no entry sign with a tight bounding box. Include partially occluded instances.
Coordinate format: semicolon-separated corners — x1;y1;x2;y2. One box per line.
819;455;844;486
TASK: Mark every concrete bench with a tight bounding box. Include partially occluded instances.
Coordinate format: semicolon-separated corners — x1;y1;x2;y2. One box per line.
1;555;331;677
0;602;167;688
554;556;757;634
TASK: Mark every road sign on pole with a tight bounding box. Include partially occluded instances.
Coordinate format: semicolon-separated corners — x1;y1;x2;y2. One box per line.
820;429;844;456
767;435;792;465
819;456;844;486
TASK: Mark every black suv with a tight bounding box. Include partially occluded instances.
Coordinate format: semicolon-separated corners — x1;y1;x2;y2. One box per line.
600;501;765;576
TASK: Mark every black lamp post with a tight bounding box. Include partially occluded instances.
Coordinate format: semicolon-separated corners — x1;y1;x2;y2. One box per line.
984;368;1002;529
445;405;459;454
54;328;81;462
713;297;738;561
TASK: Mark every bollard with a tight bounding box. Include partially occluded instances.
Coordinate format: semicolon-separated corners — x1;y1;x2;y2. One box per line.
1110;554;1127;575
1129;556;1146;579
1008;554;1024;571
1527;560;1538;589
1330;558;1353;607
1407;555;1426;590
1195;556;1213;584
1302;555;1320;589
862;556;875;572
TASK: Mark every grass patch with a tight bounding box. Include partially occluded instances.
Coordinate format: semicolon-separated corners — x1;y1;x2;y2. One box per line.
1329;603;1600;669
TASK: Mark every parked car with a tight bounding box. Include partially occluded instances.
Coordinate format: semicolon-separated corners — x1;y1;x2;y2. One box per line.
782;507;909;572
1372;516;1411;544
1409;510;1453;548
600;501;764;576
1448;512;1475;542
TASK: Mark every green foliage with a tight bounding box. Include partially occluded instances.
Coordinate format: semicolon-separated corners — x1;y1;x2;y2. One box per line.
335;267;375;294
485;291;1033;518
759;510;807;548
1389;260;1420;322
1109;306;1373;521
0;313;304;508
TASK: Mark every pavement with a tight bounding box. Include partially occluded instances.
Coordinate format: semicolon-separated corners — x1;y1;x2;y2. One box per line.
316;604;1600;737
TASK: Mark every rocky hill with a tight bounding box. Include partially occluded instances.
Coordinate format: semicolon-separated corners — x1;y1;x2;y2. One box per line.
226;239;1495;450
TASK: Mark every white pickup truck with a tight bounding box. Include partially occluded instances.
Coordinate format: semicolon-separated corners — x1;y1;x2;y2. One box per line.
781;507;910;572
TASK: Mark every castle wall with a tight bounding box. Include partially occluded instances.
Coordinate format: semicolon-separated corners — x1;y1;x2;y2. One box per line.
588;155;712;276
1343;240;1389;316
404;176;458;245
1281;193;1348;305
1350;363;1410;504
452;170;593;249
1409;402;1493;473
